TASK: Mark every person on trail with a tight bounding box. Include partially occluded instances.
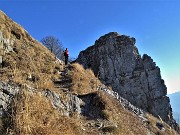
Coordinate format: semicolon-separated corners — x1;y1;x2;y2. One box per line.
64;48;69;65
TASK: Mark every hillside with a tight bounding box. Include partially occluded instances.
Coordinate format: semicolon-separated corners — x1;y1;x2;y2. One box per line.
0;10;63;90
0;10;179;135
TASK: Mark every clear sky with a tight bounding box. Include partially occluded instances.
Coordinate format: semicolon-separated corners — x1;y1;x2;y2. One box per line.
0;0;179;94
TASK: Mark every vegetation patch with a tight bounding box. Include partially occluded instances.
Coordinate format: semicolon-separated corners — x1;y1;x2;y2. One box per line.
4;90;82;135
70;63;101;94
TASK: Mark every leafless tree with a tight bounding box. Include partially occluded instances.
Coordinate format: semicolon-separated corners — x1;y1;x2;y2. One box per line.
41;36;64;60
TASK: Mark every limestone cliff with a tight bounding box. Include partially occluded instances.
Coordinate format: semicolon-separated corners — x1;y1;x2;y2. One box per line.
76;32;176;128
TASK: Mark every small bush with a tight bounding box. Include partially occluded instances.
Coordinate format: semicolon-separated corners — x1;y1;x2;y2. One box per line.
70;63;101;94
101;110;110;120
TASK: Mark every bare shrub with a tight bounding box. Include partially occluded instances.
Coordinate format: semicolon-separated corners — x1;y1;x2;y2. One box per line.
41;36;64;60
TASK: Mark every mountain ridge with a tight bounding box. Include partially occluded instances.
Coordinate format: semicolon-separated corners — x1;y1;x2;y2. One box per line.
0;10;179;135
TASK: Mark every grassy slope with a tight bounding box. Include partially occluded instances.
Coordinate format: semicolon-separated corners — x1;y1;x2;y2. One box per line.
0;10;62;90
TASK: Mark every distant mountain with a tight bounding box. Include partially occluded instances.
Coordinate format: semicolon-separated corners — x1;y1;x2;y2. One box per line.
168;91;180;124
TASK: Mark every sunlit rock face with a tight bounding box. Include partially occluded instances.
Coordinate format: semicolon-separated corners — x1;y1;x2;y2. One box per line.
76;32;174;125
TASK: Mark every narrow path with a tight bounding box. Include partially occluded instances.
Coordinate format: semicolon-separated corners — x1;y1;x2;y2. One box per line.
54;64;72;92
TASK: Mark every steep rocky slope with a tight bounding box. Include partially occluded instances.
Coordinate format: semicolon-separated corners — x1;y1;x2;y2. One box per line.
0;10;179;135
76;32;179;131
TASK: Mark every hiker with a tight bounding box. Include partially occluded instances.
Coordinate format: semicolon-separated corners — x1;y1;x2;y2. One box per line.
64;48;69;65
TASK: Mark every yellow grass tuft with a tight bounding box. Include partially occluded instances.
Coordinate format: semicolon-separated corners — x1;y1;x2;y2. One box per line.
70;63;101;94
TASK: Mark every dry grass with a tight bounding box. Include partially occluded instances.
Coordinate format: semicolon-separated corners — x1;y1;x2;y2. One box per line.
97;92;179;135
1;41;62;90
0;11;32;41
7;90;82;135
70;63;101;94
95;91;150;135
146;114;177;135
0;11;63;90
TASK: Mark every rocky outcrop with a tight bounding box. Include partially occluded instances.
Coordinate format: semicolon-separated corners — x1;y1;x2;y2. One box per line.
0;81;81;119
43;89;81;117
76;32;178;129
0;30;15;68
0;81;19;117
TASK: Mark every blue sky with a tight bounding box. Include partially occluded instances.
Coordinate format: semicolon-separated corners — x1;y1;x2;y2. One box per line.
0;0;179;94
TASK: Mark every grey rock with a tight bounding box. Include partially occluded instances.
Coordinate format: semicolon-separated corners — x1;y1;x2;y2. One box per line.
43;89;63;112
55;57;64;65
76;32;179;131
0;81;81;118
4;42;13;53
0;30;15;54
0;81;20;116
43;89;81;116
66;93;81;114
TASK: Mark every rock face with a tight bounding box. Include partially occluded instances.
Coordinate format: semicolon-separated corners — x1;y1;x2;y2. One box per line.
76;32;174;125
0;81;82;117
43;89;81;117
0;81;20;117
